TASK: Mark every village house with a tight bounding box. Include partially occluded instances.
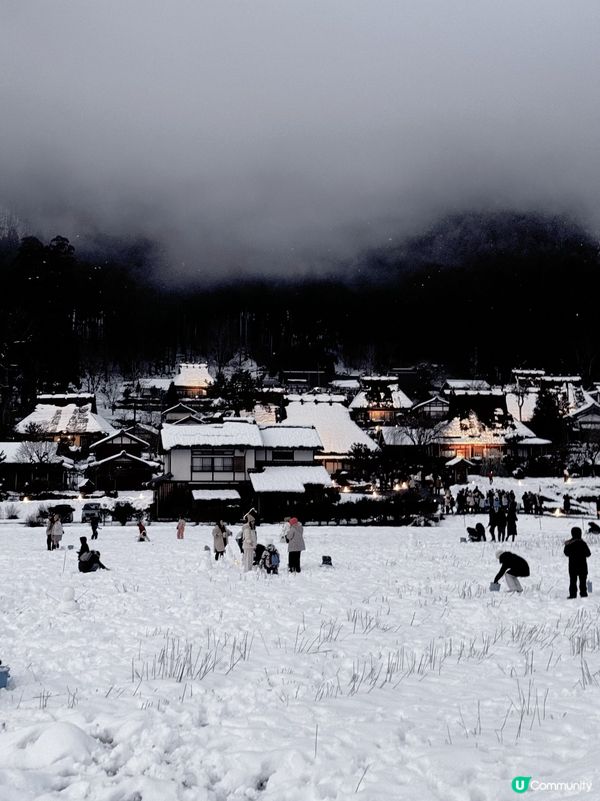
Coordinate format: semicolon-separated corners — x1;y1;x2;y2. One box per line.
349;375;412;426
282;399;379;473
15;403;115;453
0;441;74;494
156;417;331;518
173;363;214;399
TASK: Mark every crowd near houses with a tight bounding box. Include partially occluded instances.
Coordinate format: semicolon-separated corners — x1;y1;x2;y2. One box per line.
3;361;600;521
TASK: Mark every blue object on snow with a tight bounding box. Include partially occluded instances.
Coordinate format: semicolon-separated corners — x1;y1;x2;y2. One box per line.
587;580;593;593
489;582;501;592
0;666;10;689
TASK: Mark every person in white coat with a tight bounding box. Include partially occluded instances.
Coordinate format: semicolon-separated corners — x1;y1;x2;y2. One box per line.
242;519;257;572
50;514;64;550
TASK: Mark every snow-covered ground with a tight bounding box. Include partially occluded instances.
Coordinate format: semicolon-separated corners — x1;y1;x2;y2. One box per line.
1;483;600;799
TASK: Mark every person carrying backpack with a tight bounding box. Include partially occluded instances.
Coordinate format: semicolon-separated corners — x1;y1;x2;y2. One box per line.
78;550;109;573
260;542;280;574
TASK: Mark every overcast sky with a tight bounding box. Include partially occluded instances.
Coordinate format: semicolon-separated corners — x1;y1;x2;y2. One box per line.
1;1;599;279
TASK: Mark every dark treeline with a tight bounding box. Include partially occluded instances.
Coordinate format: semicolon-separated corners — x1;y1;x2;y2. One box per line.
0;210;598;425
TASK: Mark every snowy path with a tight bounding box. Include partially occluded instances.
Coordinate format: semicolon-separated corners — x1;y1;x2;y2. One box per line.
1;513;599;800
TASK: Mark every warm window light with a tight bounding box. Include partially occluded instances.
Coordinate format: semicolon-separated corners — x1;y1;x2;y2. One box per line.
23;497;29;503
342;486;350;493
401;482;408;490
554;508;562;517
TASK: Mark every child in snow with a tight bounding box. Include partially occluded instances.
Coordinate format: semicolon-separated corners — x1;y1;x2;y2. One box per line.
564;526;591;599
137;519;150;541
77;536;90;557
493;550;530;593
176;518;186;540
260;542;280;574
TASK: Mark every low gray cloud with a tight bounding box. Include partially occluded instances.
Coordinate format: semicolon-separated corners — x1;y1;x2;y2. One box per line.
1;0;599;279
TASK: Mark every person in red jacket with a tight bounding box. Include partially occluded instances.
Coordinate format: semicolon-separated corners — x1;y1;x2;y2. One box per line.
564;527;591;599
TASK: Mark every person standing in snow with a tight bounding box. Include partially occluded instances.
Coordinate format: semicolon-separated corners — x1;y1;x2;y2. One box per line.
50;513;64;550
493;550;530;593
90;514;100;540
564;526;591;599
212;520;230;560
505;501;518;542
495;507;507;542
286;516;306;573
242;518;257;571
45;514;54;551
176;518;186;540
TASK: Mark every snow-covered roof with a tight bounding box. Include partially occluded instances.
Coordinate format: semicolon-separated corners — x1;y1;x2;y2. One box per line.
136;378;174;390
89;429;150;449
259;425;322;449
567;399;600;419
411;395;450;411
163;403;198;415
504;389;538;422
0;441;62;463
445;456;474;466
191;489;241;501
329;379;360;390
285;393;347;404
283;402;378;455
15;404;115;436
250;465;332;493
87;450;157;469
349;385;412;410
444;379;491;391
161;420;263;450
173;363;213;388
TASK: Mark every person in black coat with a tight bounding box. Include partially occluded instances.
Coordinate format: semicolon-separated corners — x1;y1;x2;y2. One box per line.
506;502;518;542
77;536;90;557
564;526;591;599
496;508;507;542
493;550;530;592
467;522;486;542
78;550;109;573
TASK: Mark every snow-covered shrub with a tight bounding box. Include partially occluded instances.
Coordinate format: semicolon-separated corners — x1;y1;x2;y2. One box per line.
5;503;19;520
25;504;49;526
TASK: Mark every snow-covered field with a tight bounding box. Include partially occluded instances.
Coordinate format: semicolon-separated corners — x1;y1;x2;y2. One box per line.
1;485;600;799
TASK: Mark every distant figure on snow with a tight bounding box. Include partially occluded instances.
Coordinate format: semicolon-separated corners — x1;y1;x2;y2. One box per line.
90;514;100;540
467;522;486;542
493;550;530;593
588;521;600;534
137;520;150;541
506;502;518;542
564;526;591;599
212;520;230;560
78;550;109;573
77;536;90;557
49;514;64;550
286;517;306;573
176;518;186;540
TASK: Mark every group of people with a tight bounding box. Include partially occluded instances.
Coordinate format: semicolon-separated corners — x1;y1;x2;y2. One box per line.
490;527;591;599
210;512;306;574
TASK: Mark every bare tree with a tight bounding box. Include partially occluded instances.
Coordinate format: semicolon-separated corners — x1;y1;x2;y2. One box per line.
100;374;123;413
17;440;57;463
